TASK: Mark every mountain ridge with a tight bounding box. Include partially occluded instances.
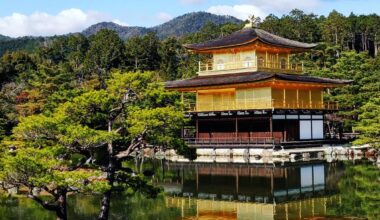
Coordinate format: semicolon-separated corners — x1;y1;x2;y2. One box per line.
82;12;242;40
0;12;242;55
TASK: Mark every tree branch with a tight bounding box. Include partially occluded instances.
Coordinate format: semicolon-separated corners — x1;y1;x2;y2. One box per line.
27;194;58;211
115;128;147;160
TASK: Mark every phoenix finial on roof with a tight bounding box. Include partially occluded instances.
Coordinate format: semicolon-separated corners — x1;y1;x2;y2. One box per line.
244;15;260;28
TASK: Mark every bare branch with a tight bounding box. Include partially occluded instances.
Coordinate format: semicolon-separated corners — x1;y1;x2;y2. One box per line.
114;127;123;134
115;128;147;160
27;194;58;211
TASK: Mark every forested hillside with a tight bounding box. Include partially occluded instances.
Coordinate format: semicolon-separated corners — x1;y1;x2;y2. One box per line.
260;9;380;56
83;12;241;39
0;12;241;56
0;9;379;146
0;36;46;56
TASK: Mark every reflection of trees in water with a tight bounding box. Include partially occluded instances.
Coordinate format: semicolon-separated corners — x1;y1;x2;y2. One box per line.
0;195;53;220
109;193;182;220
328;160;380;220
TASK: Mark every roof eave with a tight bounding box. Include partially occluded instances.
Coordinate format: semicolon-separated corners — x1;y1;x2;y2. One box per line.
183;40;317;53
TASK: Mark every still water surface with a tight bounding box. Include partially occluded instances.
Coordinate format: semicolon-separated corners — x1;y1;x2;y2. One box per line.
0;157;379;220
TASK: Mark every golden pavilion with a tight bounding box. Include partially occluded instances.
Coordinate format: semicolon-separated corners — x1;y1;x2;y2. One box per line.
165;24;350;148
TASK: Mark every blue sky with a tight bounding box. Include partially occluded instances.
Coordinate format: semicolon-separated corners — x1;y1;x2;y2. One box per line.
0;0;379;37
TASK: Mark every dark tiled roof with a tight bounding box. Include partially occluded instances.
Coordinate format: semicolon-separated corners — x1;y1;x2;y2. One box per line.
165;72;351;89
184;28;317;51
275;73;351;84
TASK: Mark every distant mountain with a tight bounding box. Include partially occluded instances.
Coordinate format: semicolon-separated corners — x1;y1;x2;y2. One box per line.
0;35;11;41
0;11;242;56
82;22;149;40
82;12;242;40
151;12;241;39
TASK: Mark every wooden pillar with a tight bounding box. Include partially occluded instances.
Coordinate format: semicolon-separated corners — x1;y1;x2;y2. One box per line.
271;168;274;194
284;118;287;142
196;91;199;111
276;53;279;68
265;51;268;68
321;90;324;109
235;117;238;140
195;119;199;139
309;90;312;108
287;53;290;70
196;165;199;192
270;116;273;138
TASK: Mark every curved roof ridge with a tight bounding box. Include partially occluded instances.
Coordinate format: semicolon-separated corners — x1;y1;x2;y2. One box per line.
184;28;317;51
165;72;351;89
275;73;353;84
255;29;317;49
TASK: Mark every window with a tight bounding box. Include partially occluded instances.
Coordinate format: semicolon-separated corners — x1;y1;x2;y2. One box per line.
300;120;312;139
280;58;286;69
312;120;324;139
243;56;253;68
258;56;265;67
216;59;225;70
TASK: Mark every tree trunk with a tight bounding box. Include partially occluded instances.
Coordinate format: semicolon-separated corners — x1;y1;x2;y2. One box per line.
98;120;116;220
374;34;378;56
98;166;115;220
56;189;67;220
362;33;365;52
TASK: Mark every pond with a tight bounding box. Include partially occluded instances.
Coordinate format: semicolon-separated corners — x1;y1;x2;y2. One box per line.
0;157;379;220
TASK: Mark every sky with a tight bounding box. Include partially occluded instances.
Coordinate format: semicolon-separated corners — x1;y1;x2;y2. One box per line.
0;0;379;37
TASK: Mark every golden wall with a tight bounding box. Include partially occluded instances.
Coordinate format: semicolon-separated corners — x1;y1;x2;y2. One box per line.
202;50;291;76
236;87;272;109
194;87;324;112
197;91;235;112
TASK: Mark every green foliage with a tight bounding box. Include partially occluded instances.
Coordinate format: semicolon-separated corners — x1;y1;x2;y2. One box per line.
260;9;322;43
307;51;380;131
0;37;45;57
125;32;161;72
328;161;380;220
158;37;181;80
354;98;380;147
0;69;187;214
127;106;185;147
85;29;126;84
322;10;350;45
0;146;109;194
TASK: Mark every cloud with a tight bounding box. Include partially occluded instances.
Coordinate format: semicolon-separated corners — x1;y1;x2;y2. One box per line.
207;4;267;20
0;8;127;37
245;0;321;13
207;0;322;20
112;19;128;26
156;12;173;23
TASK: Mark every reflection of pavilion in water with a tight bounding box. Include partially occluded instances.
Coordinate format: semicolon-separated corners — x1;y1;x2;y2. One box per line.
165;196;341;220
157;161;345;220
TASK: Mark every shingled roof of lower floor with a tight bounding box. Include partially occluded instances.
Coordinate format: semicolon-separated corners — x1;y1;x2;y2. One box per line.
165;72;352;89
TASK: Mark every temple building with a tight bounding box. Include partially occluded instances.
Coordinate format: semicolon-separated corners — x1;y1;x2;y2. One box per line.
165;24;350;148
